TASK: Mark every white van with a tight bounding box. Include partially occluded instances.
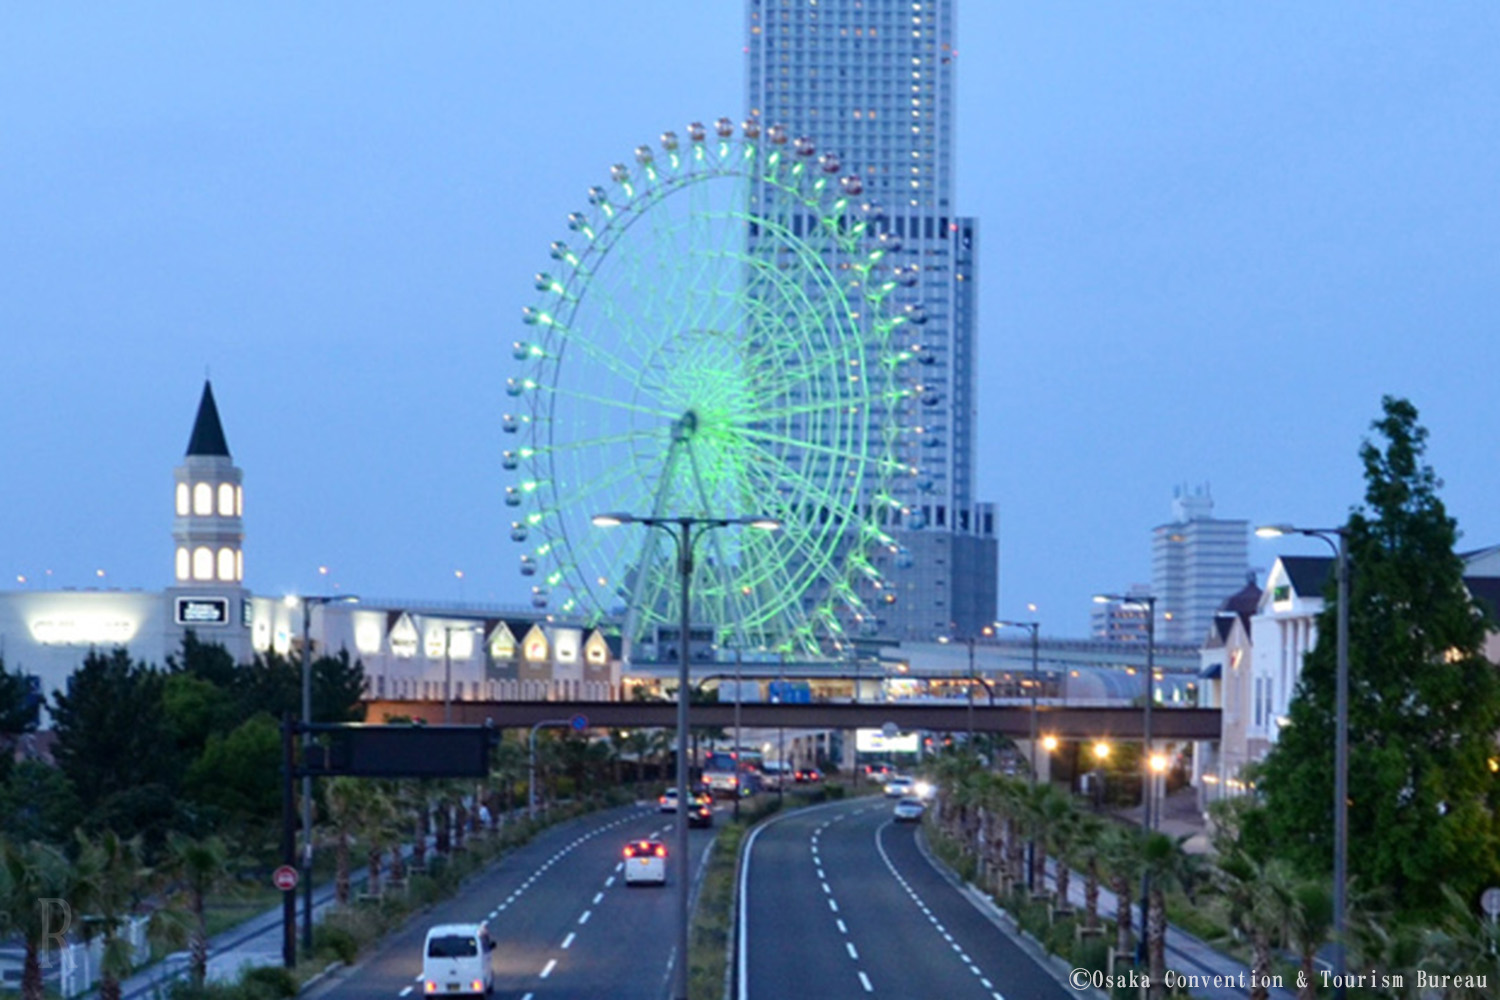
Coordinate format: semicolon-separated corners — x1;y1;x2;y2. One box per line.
422;923;495;996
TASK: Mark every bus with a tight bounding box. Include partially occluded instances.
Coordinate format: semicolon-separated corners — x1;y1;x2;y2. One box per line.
701;749;763;798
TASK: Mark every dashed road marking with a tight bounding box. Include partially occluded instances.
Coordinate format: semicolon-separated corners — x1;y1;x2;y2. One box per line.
579;910;591;924
561;932;576;949
540;958;557;979
858;970;873;992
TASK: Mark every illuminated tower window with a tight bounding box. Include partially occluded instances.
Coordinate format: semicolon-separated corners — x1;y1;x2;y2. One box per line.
176;547;190;581
217;547;235;581
218;483;235;516
193;483;213;516
176;483;189;516
193;546;213;580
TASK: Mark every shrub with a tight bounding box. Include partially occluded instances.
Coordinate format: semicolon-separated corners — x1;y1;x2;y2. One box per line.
241;965;299;998
314;921;360;965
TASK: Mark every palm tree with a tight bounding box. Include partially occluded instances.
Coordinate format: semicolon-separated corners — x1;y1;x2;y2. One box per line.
1072;811;1108;932
0;837;77;1000
324;777;364;904
1212;847;1282;1000
1040;786;1080;913
1417;886;1500;1000
1270;867;1333;1000
1100;823;1144;963
1140;831;1199;999
76;831;149;1000
359;782;399;897
160;833;231;989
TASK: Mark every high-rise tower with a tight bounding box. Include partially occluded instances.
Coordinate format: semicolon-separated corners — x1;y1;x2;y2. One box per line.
746;0;995;640
1151;485;1248;644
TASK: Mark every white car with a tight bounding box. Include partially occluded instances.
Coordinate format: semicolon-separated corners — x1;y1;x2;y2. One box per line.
421;922;495;996
623;839;668;886
893;797;926;823
883;776;915;799
658;787;679;812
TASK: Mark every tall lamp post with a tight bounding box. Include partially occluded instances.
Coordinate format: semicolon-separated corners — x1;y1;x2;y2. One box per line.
996;619;1041;785
1257;523;1350;999
285;592;359;955
1094;590;1156;956
592;511;780;1000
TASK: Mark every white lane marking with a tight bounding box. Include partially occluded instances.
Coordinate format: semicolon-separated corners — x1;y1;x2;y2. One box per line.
561;932;576;949
579;910;592;924
821;881;832;895
846;942;859;960
982;978;993;988
522;994;534;1000
399;988;413;997
859;970;874;992
540;958;557;978
594;891;605;904
828;898;839;912
605;875;616;887
836;918;847;934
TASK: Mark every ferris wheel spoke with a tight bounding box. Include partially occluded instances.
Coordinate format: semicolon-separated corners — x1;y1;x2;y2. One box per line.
539;384;680;421
536;425;663;459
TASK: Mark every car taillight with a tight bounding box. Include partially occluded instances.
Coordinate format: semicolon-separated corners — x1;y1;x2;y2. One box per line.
655;844;667;857
424;982;437;994
471;981;482;992
729;776;737;787
624;846;636;858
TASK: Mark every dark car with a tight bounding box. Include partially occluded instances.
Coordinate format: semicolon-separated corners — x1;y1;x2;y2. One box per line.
687;800;714;828
794;767;822;783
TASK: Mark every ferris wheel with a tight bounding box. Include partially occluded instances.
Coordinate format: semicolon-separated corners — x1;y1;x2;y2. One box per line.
506;117;913;653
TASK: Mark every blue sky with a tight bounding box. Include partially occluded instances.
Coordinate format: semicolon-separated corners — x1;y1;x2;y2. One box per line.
2;3;1496;637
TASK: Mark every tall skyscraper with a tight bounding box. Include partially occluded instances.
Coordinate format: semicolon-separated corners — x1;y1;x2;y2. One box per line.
746;0;996;641
1152;485;1248;644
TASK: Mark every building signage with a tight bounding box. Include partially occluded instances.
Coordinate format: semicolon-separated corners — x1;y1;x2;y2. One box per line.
176;597;229;626
856;728;920;753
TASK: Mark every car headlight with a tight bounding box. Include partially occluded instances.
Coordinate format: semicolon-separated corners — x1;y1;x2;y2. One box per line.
914;780;932;799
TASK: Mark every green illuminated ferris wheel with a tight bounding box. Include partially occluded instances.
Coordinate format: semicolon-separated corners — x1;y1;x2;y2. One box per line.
506;117;913;653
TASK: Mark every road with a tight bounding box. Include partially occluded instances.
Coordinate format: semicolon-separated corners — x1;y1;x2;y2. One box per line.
312;799;719;1000
740;797;1075;1000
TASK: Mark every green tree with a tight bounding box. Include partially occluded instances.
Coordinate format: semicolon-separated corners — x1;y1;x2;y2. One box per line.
158;833;231;989
183;712;282;821
0;657;40;786
1259;396;1500;918
312;649;368;723
51;649;181;844
75;830;150;1000
0;760;83;845
0;837;78;1000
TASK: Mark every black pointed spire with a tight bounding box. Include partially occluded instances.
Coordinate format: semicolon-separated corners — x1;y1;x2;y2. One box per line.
186;381;231;457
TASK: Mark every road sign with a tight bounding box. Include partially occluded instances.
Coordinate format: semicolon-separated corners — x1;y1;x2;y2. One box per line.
881;721;899;739
570;714;589;731
1482;887;1500;918
273;865;299;892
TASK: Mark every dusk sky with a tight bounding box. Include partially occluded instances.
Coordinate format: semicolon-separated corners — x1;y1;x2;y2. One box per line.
3;3;1497;638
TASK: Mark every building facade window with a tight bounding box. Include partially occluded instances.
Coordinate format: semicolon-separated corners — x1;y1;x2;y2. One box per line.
218;483;235;516
217;547;235;582
193;483;213;516
193;546;213;580
176;547;190;581
176;483;189;516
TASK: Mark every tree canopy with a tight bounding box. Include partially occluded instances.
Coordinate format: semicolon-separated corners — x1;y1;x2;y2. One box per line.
1259;395;1500;919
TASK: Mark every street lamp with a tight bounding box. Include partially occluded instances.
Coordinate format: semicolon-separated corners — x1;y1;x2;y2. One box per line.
1257;522;1350;999
1094;589;1156;959
592;510;780;1000
284;592;360;955
996;619;1041;786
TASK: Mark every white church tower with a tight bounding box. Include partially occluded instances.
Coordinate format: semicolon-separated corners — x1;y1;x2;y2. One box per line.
167;381;252;656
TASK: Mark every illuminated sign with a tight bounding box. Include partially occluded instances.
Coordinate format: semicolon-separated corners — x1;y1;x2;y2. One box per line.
856;728;920;753
176;597;229;626
30;617;139;645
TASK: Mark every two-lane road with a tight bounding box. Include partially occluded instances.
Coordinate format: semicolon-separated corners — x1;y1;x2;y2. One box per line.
313;800;720;1000
741;798;1074;1000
